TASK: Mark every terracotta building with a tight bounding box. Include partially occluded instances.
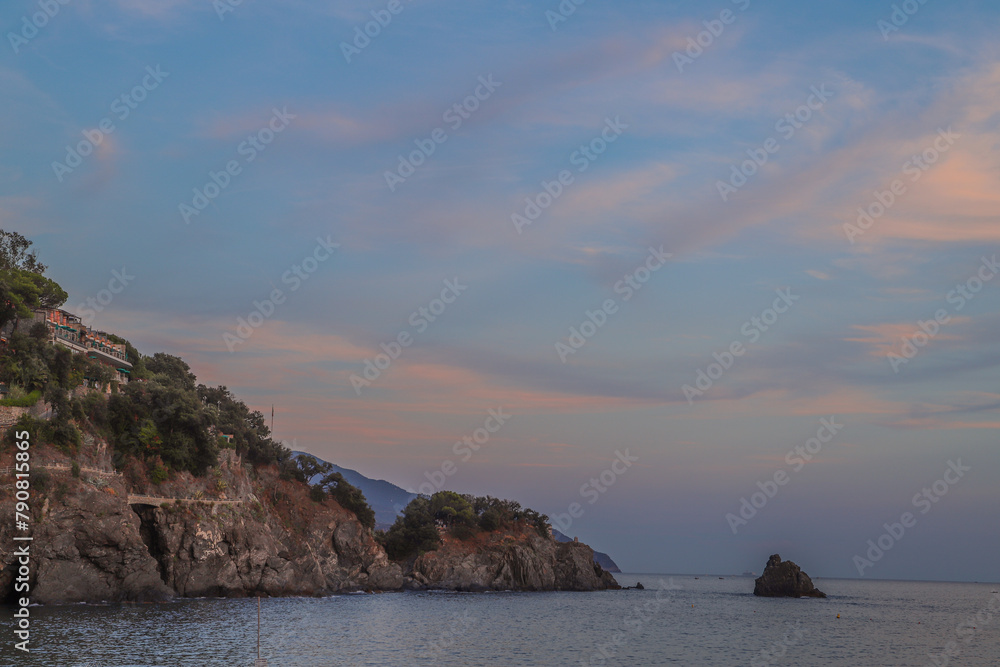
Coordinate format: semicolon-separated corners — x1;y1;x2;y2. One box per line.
18;307;133;387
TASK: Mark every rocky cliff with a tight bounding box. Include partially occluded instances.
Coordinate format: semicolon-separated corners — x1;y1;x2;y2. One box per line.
0;441;402;604
0;436;616;604
406;525;620;592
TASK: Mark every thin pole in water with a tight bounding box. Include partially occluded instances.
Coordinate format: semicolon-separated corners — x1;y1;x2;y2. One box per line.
257;596;261;659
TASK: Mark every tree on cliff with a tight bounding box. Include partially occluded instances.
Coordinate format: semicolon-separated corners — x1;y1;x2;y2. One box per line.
0;230;46;274
378;491;553;560
0;229;67;331
379;496;441;560
107;377;218;474
290;456;377;529
430;491;476;527
321;471;376;529
197;384;286;466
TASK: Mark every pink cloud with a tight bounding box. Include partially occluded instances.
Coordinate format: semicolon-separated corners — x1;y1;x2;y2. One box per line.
846;319;971;357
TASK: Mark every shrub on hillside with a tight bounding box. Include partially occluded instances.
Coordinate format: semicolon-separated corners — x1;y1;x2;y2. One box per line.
378;491;552;561
0;388;41;407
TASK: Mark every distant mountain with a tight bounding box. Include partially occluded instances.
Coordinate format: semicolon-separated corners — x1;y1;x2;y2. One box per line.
291;451;622;572
551;529;621;573
292;451;416;530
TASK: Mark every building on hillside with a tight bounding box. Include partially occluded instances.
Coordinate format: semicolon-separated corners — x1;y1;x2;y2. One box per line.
8;307;133;388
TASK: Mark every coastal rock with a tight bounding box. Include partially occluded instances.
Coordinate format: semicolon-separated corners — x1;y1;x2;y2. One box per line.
0;446;401;604
125;469;402;598
753;554;826;598
0;436;610;603
17;482;171;605
407;527;620;592
551;528;622;572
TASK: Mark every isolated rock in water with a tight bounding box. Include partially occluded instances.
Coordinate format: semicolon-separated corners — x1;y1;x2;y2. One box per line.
753;554;826;598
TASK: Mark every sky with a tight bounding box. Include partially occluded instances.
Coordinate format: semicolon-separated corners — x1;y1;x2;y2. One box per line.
2;0;998;581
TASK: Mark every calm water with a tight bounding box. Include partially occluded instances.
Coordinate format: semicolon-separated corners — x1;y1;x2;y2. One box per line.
2;575;999;666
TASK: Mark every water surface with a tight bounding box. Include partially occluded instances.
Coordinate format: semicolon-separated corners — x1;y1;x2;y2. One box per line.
2;575;998;666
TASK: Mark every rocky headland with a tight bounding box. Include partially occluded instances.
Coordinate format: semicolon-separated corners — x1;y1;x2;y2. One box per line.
0;434;618;604
407;526;619;592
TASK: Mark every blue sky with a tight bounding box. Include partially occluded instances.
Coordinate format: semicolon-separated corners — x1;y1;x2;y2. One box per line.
3;0;999;581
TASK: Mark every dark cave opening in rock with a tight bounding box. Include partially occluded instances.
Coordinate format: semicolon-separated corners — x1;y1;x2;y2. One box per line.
132;505;169;585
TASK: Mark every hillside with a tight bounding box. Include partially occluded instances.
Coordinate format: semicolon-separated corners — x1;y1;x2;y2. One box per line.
1;427;622;603
0;230;621;602
0;432;401;604
292;450;416;530
293;451;622;573
552;528;621;573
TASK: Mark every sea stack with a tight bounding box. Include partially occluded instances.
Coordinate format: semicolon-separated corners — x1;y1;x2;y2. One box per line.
753;554;826;598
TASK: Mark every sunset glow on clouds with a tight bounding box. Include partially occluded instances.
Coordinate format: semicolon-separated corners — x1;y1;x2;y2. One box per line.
3;0;998;580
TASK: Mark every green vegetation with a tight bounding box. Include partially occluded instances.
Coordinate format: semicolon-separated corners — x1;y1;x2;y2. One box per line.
0;228;380;532
0;230;67;333
33;466;49;493
0;228;291;480
0;389;41;406
378;492;551;561
294;456;376;529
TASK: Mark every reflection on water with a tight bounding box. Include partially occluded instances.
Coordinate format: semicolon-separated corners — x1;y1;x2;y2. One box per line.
1;577;998;666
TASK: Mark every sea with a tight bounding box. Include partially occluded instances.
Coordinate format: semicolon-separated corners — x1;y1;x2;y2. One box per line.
2;575;998;666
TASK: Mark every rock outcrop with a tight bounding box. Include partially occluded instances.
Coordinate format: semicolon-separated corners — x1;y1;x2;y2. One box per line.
131;486;402;599
0;436;615;603
0;444;401;604
12;480;172;605
406;526;620;592
753;554;826;598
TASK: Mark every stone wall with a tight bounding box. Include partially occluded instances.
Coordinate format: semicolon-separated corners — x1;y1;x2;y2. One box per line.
0;401;50;429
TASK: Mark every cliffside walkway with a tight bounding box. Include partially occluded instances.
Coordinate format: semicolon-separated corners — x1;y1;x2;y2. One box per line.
0;463;120;477
0;466;242;506
127;494;243;506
